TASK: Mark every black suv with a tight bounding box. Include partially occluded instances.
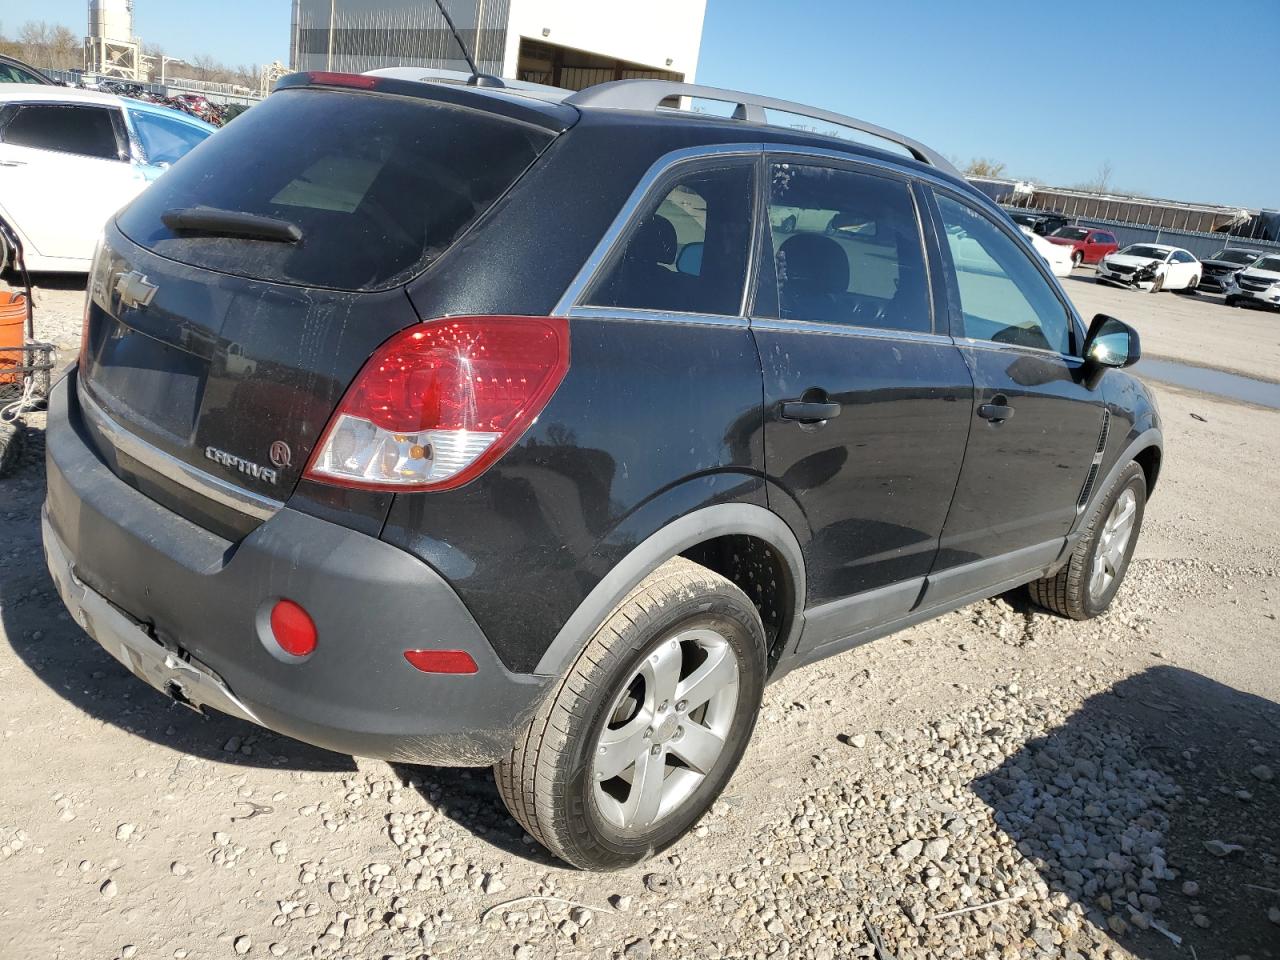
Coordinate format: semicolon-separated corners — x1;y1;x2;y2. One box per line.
43;71;1162;870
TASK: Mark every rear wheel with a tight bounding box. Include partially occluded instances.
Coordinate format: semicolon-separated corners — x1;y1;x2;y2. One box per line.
1176;274;1199;295
1028;461;1146;620
1225;295;1239;307
495;557;766;870
1072;251;1084;269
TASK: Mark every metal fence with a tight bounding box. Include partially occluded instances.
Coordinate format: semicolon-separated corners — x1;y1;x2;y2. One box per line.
41;68;263;106
1003;208;1280;261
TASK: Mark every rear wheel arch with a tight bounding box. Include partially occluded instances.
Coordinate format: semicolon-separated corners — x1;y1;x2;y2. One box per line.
534;503;806;679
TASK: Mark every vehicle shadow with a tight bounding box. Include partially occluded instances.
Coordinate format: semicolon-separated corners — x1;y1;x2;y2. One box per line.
388;762;563;868
972;665;1280;959
0;424;354;773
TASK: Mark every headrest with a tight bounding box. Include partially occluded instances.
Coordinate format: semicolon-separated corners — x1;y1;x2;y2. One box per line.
777;233;849;294
629;214;677;266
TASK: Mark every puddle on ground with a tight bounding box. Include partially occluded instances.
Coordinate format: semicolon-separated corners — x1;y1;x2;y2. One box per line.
1134;358;1280;410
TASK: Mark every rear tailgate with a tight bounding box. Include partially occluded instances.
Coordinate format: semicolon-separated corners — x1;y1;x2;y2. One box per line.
79;231;418;537
80;80;565;537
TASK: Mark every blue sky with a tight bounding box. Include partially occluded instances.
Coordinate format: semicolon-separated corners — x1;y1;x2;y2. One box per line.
4;0;1276;208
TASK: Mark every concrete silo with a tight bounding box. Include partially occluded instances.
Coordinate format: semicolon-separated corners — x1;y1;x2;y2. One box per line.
85;0;143;80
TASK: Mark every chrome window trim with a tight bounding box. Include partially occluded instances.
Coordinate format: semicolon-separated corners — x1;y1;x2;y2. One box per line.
554;141;989;320
553;143;764;317
566;305;748;328
552;139;1095;353
78;382;283;522
955;336;1086;364
749;316;955;347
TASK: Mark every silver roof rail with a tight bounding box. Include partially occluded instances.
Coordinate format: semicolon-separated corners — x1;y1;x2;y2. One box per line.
565;79;959;177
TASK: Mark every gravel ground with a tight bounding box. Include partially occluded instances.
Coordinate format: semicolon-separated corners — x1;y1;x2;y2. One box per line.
1;273;1277;960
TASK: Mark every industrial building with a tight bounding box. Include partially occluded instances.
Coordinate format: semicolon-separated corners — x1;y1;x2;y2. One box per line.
289;0;706;90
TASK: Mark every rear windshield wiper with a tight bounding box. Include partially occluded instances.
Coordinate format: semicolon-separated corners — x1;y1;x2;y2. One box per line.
162;207;303;244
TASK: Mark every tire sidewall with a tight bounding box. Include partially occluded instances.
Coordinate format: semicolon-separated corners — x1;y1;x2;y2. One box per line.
560;598;765;869
1080;467;1146;617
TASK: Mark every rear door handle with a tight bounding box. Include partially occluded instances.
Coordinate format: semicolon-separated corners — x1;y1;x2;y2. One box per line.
977;396;1015;423
780;400;842;423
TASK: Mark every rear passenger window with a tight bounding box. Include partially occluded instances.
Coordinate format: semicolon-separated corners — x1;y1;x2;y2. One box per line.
762;162;931;333
585;162;753;316
936;193;1072;354
3;103;121;160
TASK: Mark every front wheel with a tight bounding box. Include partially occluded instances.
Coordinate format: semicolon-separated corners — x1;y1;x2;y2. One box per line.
1028;461;1146;620
496;557;766;869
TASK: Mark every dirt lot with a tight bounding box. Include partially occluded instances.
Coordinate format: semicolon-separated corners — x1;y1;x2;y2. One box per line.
1;271;1277;960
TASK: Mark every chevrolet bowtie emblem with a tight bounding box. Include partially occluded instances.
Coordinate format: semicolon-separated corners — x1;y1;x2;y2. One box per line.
115;270;158;309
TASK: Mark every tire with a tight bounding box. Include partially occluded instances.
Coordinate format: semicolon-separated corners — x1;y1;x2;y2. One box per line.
495;556;767;870
1176;275;1199;295
1225;295;1239;307
1028;461;1146;620
1072;251;1083;269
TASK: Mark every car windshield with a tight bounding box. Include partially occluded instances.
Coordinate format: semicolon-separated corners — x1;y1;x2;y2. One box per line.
1211;249;1259;265
1051;227;1088;240
1253;257;1280;272
1121;245;1169;260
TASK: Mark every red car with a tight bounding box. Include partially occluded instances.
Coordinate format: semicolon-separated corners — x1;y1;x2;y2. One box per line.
1045;226;1119;266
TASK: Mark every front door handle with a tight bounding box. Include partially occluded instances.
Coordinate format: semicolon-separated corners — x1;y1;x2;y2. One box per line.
0;160;26;168
780;400;842;423
977;395;1015;423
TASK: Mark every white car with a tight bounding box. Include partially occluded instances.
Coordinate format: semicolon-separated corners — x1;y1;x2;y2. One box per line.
1225;253;1280;310
0;85;215;273
1095;243;1202;293
1018;224;1074;278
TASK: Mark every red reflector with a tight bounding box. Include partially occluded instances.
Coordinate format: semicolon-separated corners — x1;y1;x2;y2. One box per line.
270;599;317;657
306;71;379;89
404;650;478;674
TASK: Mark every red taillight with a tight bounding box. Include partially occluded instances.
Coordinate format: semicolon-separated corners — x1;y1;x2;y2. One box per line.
270;599;317;657
404;650;479;674
306;71;379;89
305;316;569;492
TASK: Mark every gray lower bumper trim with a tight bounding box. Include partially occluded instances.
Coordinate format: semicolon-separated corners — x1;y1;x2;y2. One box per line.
43;508;262;726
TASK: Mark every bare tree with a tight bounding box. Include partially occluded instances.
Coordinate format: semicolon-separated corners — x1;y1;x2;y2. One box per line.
1074;160;1116;194
963;157;1007;178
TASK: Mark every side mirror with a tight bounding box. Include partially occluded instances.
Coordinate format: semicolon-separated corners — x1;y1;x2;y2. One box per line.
675;241;704;277
1083;313;1140;369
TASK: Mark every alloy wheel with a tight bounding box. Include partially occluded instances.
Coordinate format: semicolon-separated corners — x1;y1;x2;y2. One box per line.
1090;488;1137;601
592;627;740;831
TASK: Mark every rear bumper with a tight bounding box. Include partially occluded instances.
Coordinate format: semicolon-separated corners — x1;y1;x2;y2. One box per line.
43;371;552;765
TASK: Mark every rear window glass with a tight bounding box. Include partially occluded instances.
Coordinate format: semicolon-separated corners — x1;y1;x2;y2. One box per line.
116;89;553;291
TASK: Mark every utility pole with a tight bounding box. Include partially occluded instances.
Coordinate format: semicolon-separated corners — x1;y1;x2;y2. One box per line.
328;0;336;70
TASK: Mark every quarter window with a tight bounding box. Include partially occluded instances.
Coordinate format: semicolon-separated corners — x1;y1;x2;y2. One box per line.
936;193;1072;354
585;162;753;316
763;162;931;333
2;104;121;160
